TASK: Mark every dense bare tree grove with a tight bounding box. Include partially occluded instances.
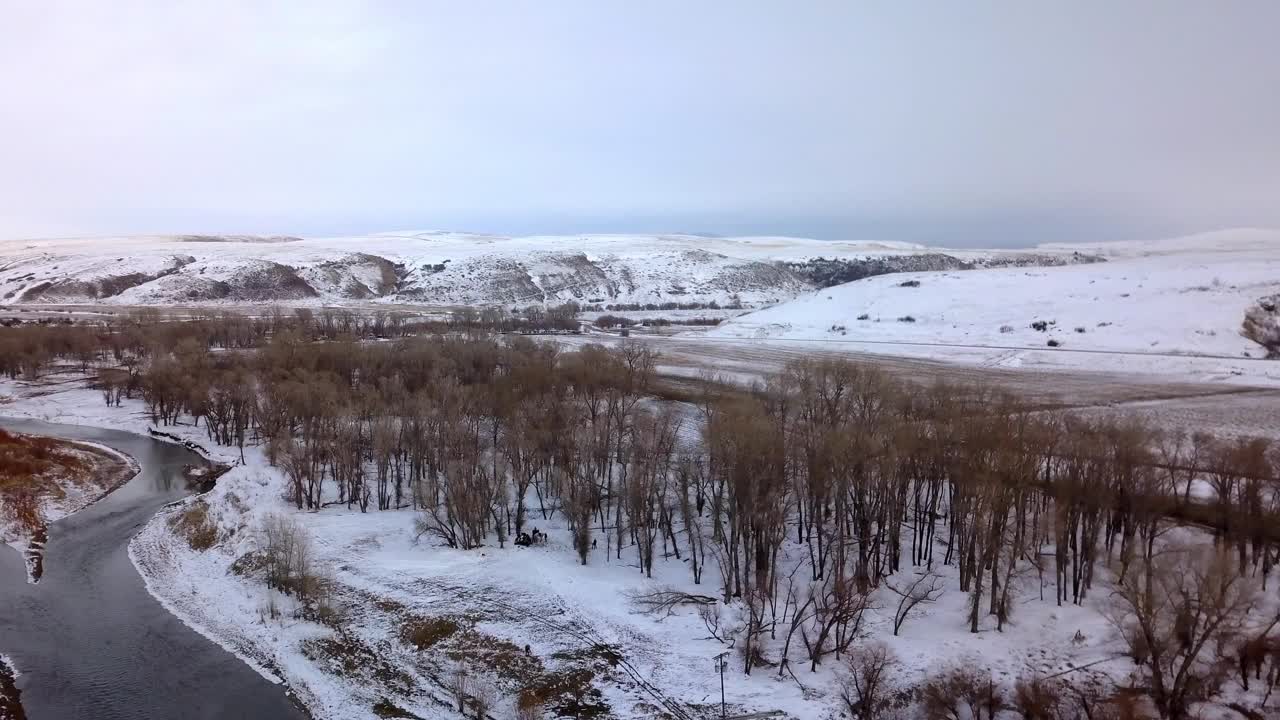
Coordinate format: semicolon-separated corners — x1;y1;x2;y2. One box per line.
3;310;1279;718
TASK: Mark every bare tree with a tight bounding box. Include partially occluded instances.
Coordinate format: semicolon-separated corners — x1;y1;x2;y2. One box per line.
1012;674;1090;720
626;587;718;619
261;514;322;602
839;643;897;720
921;666;1003;720
450;668;472;714
886;569;945;635
697;602;737;646
1108;545;1258;719
469;681;494;719
801;575;876;671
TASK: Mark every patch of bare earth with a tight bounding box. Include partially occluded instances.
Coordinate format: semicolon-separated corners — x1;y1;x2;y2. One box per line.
254;575;626;719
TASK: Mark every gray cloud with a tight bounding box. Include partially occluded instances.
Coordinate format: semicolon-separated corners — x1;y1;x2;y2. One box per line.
1;2;1277;245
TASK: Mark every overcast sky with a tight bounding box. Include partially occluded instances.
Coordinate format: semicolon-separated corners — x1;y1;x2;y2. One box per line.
2;2;1277;246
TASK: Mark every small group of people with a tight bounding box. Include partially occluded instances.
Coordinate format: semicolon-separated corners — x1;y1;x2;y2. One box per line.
514;527;547;547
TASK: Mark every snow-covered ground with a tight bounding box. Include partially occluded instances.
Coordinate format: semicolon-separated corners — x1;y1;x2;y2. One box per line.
710;229;1280;382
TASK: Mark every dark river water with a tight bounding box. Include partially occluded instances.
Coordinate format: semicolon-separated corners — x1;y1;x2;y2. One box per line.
0;419;308;720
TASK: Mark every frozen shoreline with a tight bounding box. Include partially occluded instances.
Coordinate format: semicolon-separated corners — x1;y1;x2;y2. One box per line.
127;502;289;687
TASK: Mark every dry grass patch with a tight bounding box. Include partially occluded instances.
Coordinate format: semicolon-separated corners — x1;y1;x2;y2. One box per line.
302;632;416;695
521;668;609;719
371;699;422;719
229;549;269;576
398;613;612;718
399;616;462;650
373;596;407;614
446;628;543;678
551;643;623;667
0;428;88;532
168;500;218;550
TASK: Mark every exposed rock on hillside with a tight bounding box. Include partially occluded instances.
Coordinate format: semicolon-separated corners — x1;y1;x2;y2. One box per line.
1243;294;1280;357
0;232;1105;308
784;252;1104;289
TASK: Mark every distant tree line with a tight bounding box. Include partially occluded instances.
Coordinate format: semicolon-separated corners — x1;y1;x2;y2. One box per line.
579;299;741;312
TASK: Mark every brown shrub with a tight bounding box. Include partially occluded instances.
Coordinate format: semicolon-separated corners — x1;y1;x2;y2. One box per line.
1013;676;1066;719
515;689;545;720
921;666;1001;720
399;616;461;650
169;500;218;550
840;643;896;720
0;429;89;531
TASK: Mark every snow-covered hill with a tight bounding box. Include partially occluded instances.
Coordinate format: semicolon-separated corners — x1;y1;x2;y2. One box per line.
0;232;1093;308
712;229;1280;359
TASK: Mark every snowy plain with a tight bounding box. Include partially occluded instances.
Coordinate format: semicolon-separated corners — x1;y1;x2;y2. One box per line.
711;230;1280;379
711;230;1280;356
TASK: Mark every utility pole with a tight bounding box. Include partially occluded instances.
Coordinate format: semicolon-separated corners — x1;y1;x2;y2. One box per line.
714;650;730;720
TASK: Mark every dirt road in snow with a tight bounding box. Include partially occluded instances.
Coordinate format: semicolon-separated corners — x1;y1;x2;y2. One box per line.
556;334;1280;439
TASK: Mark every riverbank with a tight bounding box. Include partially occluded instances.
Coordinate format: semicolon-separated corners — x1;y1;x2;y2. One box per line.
0;415;310;719
0;378;324;717
0;428;138;581
0;655;23;720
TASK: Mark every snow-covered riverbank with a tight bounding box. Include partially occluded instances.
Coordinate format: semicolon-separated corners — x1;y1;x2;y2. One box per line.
0;654;21;720
0;423;139;583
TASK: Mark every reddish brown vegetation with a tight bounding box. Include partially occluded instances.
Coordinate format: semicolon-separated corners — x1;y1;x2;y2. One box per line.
0;428;134;581
0;428;88;533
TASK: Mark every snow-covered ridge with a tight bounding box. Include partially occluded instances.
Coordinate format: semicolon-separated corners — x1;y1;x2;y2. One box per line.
714;228;1280;362
1041;227;1280;258
0;231;1097;308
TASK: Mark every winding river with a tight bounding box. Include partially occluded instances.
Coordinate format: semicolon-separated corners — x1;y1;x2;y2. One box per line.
0;419;307;720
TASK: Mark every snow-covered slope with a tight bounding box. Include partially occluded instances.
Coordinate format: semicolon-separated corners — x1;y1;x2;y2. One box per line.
1040;227;1280;258
0;232;1093;308
712;229;1280;359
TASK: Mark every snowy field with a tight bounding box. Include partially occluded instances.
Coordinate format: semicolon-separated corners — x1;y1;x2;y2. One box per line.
642;332;1280;387
710;230;1280;381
